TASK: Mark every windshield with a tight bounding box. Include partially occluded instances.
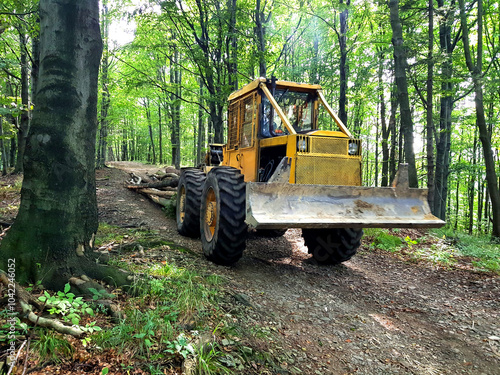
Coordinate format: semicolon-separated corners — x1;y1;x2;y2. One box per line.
261;90;314;137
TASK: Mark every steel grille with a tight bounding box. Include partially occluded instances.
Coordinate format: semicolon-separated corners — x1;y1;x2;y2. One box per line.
296;155;361;186
310;137;348;155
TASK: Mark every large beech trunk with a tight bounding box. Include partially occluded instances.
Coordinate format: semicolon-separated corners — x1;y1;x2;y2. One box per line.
0;0;127;290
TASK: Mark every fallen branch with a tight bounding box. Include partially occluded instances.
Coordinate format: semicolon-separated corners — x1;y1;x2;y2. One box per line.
0;272;83;337
126;177;179;190
19;300;83;337
139;188;175;198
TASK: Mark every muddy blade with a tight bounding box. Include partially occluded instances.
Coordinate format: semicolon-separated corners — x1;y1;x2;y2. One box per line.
246;182;445;230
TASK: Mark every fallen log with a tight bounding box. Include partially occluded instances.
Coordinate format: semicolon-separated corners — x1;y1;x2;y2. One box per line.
139;188;175;198
127;177;179;190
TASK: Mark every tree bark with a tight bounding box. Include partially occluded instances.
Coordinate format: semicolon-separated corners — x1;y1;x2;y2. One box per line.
379;49;390;187
170;45;181;169
338;0;350;126
388;0;418;188
196;78;204;166
14;26;30;174
0;0;126;290
0;117;7;175
434;0;455;220
426;0;435;211
97;0;110;169
458;0;500;239
227;0;238;90
255;0;267;77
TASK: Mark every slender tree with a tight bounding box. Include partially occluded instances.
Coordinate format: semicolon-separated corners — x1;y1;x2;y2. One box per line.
458;0;500;238
388;0;418;187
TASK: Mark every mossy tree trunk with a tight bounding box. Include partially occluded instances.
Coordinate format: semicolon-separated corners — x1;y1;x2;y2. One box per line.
0;0;128;291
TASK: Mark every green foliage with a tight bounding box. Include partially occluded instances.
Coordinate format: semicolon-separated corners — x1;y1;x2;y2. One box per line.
368;229;403;252
0;310;28;338
195;342;232;375
32;330;74;363
434;229;500;273
38;283;96;326
164;333;195;359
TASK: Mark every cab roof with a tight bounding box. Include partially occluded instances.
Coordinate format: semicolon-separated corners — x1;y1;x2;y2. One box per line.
228;78;322;102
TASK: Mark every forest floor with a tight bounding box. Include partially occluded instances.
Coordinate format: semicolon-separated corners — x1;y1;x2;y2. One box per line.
1;161;499;375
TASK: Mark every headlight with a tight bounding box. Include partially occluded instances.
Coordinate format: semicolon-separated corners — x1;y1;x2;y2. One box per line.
297;139;307;152
348;142;359;155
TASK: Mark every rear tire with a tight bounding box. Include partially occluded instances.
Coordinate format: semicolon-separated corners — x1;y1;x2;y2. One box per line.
302;228;363;264
200;167;247;265
176;169;206;238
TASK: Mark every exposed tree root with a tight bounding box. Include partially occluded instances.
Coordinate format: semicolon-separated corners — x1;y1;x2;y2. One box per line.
0;267;130;337
0;271;83;337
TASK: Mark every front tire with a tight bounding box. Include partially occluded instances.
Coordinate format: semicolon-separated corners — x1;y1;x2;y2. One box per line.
200;167;247;265
176;169;206;237
302;228;363;264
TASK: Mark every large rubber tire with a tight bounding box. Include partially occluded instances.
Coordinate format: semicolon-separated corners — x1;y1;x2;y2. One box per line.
200;167;247;265
176;169;206;238
302;228;363;264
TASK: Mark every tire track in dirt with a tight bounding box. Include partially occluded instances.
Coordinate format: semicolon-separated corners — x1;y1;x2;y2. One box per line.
99;163;500;375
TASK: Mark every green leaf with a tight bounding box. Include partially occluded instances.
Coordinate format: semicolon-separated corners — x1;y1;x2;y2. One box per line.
101;368;109;375
64;283;71;294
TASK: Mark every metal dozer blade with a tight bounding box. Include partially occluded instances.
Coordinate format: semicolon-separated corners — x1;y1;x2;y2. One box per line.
245;164;445;230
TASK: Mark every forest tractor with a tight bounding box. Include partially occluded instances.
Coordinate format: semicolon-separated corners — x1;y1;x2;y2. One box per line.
176;77;445;265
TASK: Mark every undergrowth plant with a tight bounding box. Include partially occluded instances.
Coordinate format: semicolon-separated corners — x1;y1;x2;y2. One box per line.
38;283;95;326
32;330;74;363
433;229;500;273
367;229;403;252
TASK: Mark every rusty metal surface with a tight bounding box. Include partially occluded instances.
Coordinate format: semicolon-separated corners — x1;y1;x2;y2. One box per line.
245;182;445;230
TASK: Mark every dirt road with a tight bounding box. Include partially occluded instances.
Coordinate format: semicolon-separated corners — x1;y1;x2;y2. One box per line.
98;162;499;375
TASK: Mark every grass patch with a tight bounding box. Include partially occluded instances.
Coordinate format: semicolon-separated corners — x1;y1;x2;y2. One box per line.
432;228;500;273
365;228;403;252
365;228;499;274
15;222;286;373
32;330;75;363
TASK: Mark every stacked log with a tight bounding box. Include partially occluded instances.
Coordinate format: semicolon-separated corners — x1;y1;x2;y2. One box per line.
126;168;180;209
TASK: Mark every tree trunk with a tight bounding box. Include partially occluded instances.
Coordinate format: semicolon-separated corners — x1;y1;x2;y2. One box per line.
459;0;500;239
97;0;110;169
388;83;398;183
196;78;204;166
158;105;163;165
426;0;435;211
145;100;156;164
388;0;418;188
377;45;389;186
311;22;320;84
0;117;7;175
468;131;478;234
255;0;267;77
338;0;350;126
14;27;30;174
434;0;455;220
170;46;181;169
0;0;127;290
227;0;238;90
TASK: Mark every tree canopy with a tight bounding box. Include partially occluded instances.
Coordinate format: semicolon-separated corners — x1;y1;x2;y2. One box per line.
0;0;499;242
